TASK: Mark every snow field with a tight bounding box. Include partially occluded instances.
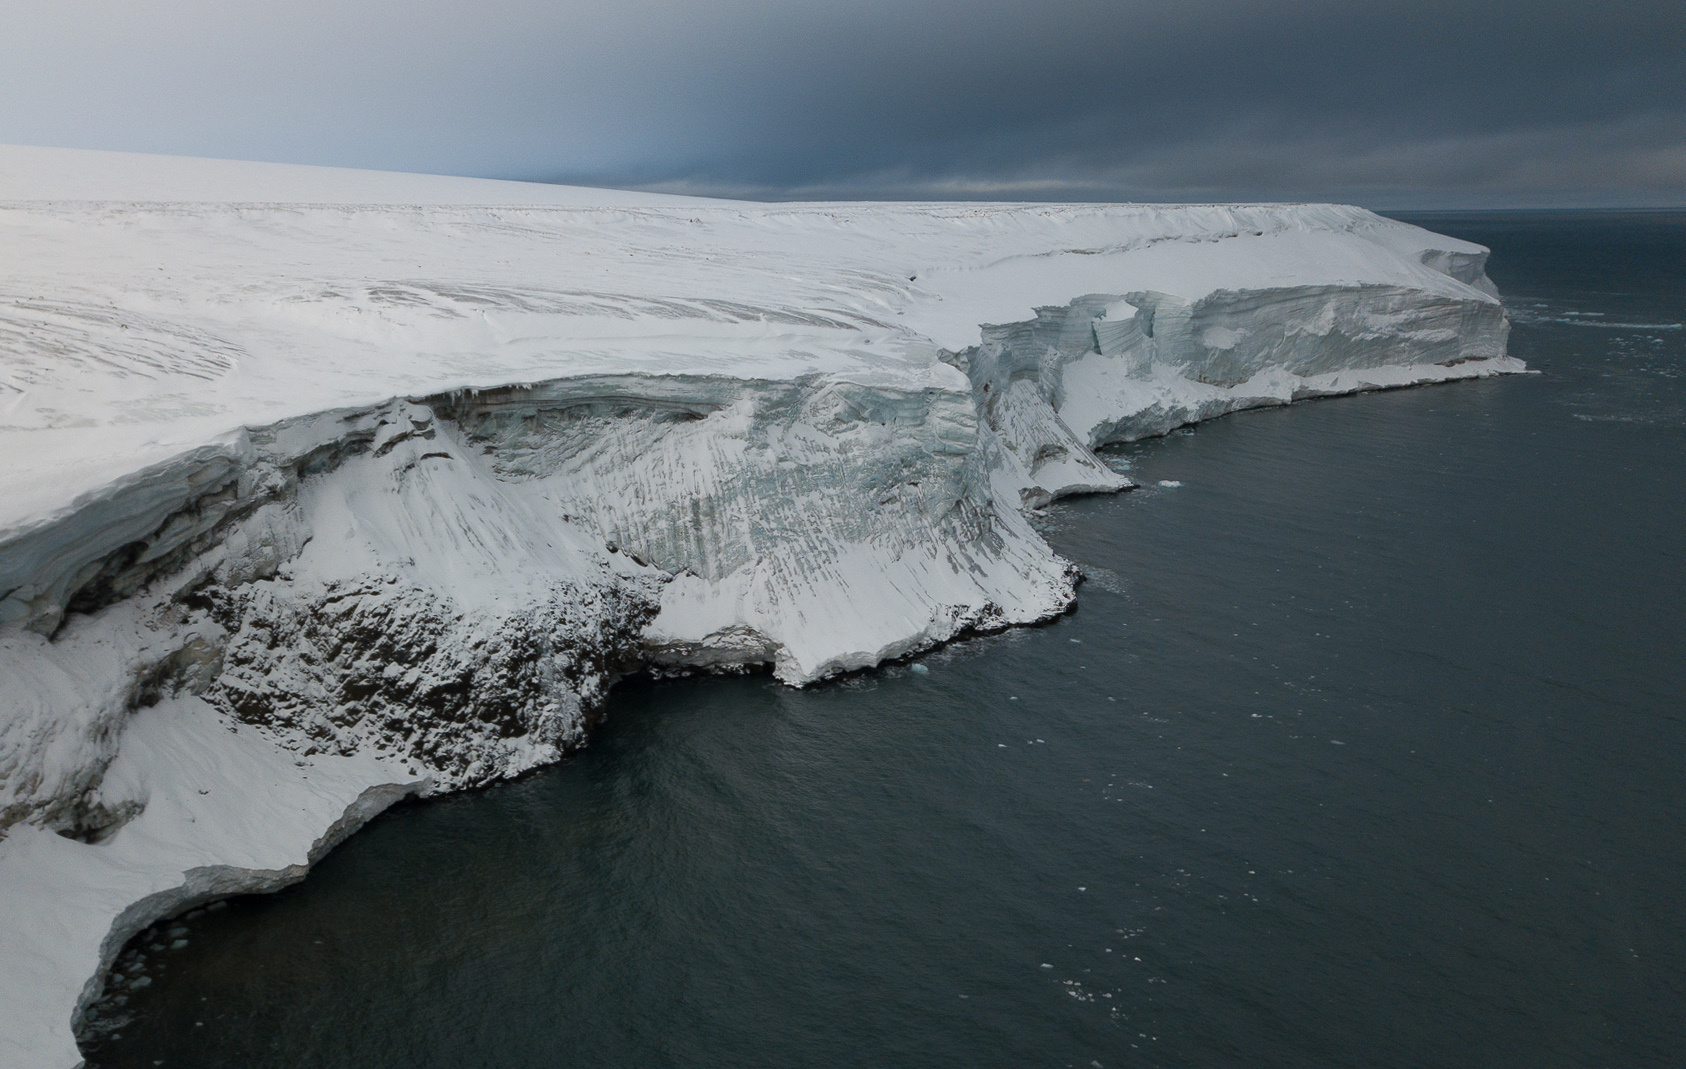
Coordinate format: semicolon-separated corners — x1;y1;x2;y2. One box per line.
0;145;1521;1068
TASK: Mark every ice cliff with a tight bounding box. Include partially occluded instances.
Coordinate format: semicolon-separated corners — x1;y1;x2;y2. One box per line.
0;144;1521;1068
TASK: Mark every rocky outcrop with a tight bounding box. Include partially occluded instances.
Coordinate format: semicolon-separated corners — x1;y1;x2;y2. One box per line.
0;146;1525;1069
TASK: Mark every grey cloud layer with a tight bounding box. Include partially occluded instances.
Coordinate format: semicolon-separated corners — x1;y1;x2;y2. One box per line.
1;0;1680;205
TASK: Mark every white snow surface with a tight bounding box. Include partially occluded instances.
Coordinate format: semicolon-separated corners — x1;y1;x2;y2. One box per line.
0;697;422;1069
0;144;1521;1067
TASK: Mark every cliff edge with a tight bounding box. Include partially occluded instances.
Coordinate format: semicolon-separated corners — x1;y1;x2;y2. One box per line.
0;145;1519;1068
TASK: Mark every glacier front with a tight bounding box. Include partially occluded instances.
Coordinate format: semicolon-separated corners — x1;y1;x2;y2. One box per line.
0;144;1520;1069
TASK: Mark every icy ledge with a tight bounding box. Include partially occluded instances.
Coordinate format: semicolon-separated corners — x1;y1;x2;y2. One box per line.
0;146;1520;1068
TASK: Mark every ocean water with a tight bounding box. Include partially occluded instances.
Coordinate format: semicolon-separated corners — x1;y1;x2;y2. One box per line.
84;212;1685;1069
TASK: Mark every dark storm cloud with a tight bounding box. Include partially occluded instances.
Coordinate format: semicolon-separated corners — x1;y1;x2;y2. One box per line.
1;0;1680;206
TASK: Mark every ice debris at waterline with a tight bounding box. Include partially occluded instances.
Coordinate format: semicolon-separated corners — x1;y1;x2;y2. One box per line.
0;143;1522;1069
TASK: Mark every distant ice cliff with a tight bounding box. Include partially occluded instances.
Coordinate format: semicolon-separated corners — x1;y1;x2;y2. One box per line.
0;145;1519;1069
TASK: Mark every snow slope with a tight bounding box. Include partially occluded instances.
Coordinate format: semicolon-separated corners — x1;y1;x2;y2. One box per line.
0;144;1519;1067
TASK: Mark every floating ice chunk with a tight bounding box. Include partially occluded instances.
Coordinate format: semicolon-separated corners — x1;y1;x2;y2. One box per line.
1158;480;1182;488
909;664;929;675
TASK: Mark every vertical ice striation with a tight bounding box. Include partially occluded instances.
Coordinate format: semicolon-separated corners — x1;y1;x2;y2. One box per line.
0;145;1524;1069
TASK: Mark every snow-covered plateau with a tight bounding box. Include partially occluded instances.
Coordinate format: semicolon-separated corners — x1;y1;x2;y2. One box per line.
0;144;1521;1068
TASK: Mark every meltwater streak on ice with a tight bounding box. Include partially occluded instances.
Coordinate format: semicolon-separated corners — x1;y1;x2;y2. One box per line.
81;212;1686;1069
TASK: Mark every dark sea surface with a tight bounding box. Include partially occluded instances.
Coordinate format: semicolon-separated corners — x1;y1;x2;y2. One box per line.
85;212;1685;1069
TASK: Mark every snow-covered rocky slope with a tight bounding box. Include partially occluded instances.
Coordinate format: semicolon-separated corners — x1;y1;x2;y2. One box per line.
0;144;1519;1068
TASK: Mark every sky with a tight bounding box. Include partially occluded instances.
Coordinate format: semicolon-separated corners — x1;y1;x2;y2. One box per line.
0;0;1681;207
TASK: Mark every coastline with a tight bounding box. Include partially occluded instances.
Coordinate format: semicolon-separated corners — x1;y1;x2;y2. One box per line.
0;144;1521;1069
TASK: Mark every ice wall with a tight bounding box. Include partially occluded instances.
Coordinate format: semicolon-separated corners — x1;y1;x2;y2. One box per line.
987;282;1511;449
0;145;1524;1069
0;368;1079;843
